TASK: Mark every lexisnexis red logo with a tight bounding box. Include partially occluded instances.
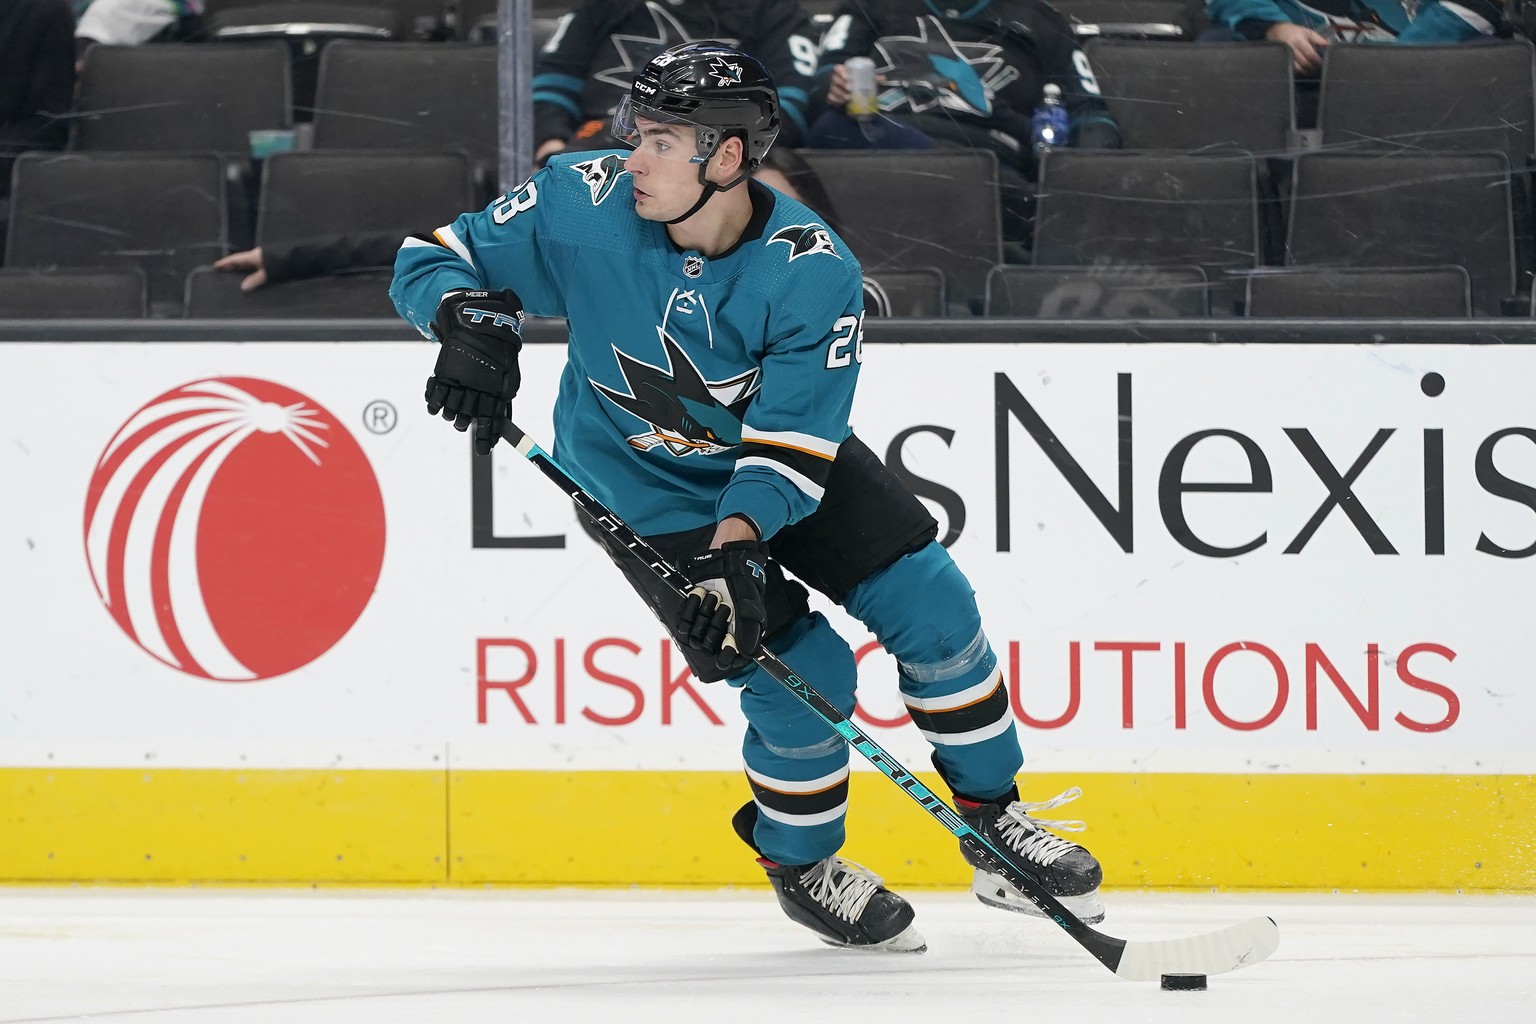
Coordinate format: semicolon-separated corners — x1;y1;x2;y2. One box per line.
83;378;386;682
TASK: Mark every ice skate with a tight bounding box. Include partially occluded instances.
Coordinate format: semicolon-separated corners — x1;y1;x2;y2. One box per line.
955;785;1106;924
759;854;927;953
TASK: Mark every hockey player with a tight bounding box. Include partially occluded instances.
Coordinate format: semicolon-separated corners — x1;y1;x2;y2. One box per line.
391;42;1104;953
532;0;820;165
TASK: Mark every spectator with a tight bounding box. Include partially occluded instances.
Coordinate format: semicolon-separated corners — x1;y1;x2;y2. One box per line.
74;0;203;61
213;235;405;292
1;0;75;222
531;0;820;165
810;0;1121;250
1203;0;1504;74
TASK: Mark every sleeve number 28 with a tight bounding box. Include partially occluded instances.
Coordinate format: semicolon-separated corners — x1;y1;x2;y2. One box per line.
826;313;865;369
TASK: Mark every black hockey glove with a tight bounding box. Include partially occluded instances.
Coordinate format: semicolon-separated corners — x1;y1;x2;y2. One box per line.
675;539;771;673
426;288;524;456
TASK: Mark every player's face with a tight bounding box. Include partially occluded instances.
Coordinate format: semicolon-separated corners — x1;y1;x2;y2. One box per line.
625;118;706;222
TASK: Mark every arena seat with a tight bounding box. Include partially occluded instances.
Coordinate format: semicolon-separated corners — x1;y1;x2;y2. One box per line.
1085;40;1293;154
1286;152;1514;317
986;264;1209;317
70;43;291;154
254;150;475;250
1244;267;1472;318
312;42;498;196
5;152;228;313
184;266;396;317
0;268;149;319
863;268;947;318
1033;149;1259;313
797;149;1003;315
1318;40;1535;167
205;3;405;118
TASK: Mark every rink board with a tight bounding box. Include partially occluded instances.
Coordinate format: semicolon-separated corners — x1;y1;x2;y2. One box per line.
4;769;1533;890
2;340;1535;889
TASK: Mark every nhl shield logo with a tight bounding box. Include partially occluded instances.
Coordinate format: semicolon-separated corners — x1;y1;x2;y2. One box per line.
683;255;704;278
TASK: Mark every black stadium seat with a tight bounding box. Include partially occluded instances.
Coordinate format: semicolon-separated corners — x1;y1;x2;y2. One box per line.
863;268;947;318
797;149;1003;315
1285;152;1515;317
184;266;396;317
1318;41;1536;167
5;153;228;313
312;42;498;193
1243;267;1472;318
70;42;291;154
0;268;149;318
1086;41;1293;154
1033;150;1259;313
255;150;476;248
986;265;1209;317
205;3;405;118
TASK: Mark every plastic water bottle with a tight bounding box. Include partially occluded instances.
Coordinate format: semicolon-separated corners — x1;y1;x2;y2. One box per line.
1031;83;1069;158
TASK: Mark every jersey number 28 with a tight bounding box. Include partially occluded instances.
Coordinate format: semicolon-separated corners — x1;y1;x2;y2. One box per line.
826;313;864;369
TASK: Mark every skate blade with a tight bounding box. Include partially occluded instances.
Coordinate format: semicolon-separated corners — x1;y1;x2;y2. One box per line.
972;871;1106;925
818;923;928;954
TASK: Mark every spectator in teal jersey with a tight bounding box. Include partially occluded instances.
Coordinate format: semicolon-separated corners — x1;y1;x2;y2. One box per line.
1204;0;1504;73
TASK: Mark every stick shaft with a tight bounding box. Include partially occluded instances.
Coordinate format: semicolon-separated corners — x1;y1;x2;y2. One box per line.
497;421;1130;972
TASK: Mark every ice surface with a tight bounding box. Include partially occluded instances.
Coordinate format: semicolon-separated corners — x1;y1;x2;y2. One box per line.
1;889;1531;1023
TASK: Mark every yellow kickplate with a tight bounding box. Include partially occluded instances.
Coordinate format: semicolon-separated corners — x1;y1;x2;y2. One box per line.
3;768;1532;890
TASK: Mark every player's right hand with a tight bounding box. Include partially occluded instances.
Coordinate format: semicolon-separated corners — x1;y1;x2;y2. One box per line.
426;288;524;456
676;539;770;674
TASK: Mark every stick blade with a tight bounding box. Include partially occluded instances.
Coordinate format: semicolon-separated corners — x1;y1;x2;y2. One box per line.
1114;916;1279;982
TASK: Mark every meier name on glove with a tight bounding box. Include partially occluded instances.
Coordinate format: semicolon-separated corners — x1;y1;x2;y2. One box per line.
426;288;524;456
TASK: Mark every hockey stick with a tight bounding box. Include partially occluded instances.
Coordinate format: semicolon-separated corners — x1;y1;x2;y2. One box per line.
497;420;1279;981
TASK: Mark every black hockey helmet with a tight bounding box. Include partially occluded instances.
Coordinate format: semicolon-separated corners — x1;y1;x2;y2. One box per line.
613;41;782;172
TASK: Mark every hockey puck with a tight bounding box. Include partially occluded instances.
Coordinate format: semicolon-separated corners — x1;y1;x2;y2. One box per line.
1160;973;1208;991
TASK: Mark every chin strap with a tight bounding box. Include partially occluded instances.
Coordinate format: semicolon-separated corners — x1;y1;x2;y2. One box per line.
665;165;752;225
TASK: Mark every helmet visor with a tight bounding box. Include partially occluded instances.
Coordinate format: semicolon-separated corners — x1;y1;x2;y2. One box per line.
612;96;710;163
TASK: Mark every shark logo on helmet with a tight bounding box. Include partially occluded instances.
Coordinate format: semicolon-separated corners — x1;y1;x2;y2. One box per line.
708;57;744;87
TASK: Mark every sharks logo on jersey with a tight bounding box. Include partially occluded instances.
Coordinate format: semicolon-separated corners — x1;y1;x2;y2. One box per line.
592;330;761;457
768;224;840;262
873;18;1019;117
570;153;630;206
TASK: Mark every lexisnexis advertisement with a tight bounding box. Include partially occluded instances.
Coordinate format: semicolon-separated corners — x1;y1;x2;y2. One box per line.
2;341;1532;888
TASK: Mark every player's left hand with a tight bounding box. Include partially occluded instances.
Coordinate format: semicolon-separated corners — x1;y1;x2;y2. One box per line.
426;288;524;455
676;539;770;673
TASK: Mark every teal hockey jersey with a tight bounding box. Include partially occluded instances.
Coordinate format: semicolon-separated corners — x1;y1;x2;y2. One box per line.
1206;0;1499;41
390;150;866;540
